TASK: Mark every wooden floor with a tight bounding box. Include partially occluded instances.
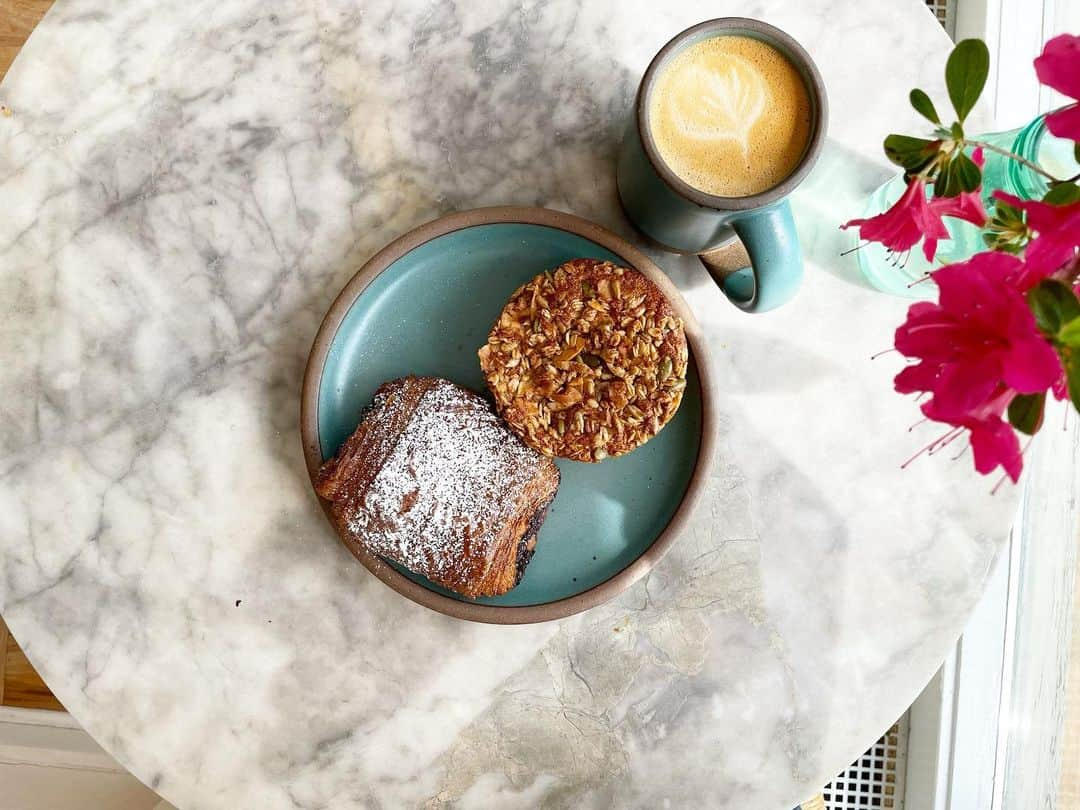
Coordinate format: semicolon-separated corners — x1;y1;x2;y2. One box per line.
0;0;52;80
0;0;66;723
0;617;64;711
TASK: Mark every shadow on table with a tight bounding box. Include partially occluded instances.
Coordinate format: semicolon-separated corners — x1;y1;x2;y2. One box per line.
793;137;895;291
612;137;896;298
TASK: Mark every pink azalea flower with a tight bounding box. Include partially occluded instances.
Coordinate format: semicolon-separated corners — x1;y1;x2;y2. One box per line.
993;190;1080;280
1035;34;1080;141
923;149;988;261
842;177;948;258
843;150;987;262
893;251;1063;481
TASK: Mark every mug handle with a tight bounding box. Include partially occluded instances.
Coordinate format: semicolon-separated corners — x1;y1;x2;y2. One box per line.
701;200;804;313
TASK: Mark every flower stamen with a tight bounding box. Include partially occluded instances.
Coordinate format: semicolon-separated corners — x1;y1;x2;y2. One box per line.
901;425;965;469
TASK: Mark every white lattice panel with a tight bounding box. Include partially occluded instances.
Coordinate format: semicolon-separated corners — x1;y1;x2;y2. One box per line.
925;0;956;35
823;716;908;809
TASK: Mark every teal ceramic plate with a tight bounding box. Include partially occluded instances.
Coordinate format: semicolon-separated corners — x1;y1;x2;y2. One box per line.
301;207;715;623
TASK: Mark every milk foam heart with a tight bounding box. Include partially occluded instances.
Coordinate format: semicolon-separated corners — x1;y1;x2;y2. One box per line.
648;35;812;198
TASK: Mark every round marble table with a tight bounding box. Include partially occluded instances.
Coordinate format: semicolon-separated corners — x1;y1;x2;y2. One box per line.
0;1;1018;808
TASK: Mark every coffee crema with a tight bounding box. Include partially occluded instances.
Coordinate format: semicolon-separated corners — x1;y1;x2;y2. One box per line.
647;35;812;198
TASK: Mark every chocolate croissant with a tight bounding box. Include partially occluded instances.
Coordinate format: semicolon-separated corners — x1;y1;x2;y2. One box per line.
316;376;560;598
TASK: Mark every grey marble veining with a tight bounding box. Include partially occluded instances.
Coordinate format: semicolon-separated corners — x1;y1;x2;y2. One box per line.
0;1;1019;808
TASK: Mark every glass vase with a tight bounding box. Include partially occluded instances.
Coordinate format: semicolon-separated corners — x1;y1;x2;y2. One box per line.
856;115;1080;297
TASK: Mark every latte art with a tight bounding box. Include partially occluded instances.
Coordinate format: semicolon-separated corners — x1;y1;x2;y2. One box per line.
648;35;812;198
668;56;769;154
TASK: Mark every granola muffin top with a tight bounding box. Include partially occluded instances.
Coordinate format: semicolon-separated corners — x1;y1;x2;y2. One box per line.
478;259;688;462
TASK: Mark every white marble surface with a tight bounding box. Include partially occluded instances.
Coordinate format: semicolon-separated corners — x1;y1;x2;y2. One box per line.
0;1;1019;808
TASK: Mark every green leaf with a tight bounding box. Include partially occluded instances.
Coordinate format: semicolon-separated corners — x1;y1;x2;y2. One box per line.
953;151;981;192
1028;279;1080;336
934;151;982;197
993;198;1024;223
1060;316;1080;347
883;134;941;173
1044;182;1080;206
982;231;1025;253
950;121;965;141
1007;392;1046;435
1065;348;1080;413
984;230;1023;252
934;155;956;197
909;89;941;124
945;39;990;123
1075;141;1080;165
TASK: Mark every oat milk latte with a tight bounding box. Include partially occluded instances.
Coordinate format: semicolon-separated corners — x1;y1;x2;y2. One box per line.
648;35;812;197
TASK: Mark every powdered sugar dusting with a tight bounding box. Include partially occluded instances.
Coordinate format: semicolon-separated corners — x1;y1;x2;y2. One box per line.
348;379;545;582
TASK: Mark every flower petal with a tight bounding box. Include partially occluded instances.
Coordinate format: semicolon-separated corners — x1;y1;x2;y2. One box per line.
1004;257;1056;291
928;355;1003;419
930;189;987;227
993;191;1080;235
894;361;940;394
1024;233;1077;279
1001;333;1064;392
933;251;1023;314
894;309;965;360
969;417;1023;482
1045;103;1080;141
1034;34;1080;101
1053;373;1069;401
910;192;950;241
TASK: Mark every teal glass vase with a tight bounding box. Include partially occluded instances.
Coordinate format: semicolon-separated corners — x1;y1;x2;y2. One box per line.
856;115;1080;297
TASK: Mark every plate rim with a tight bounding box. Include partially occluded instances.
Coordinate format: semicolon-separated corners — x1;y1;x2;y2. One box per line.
300;206;717;624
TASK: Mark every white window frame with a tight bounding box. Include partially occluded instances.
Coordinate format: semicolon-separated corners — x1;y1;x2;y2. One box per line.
955;0;1080;126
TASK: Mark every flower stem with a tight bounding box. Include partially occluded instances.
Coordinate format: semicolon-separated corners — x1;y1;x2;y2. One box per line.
963;139;1062;182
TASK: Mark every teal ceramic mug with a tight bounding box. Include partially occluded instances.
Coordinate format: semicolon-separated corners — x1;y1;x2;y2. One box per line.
617;18;828;312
